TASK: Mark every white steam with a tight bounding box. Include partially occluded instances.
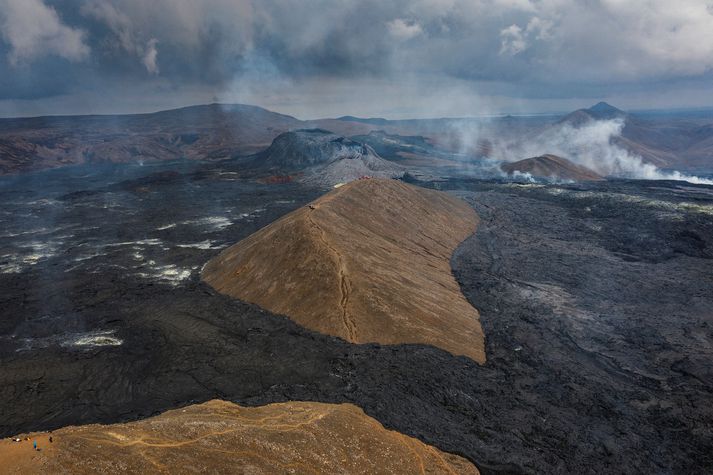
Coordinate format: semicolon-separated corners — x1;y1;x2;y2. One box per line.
142;38;159;75
498;118;713;185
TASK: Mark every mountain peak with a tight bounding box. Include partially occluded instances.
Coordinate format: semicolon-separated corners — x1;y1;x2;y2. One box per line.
587;102;625;118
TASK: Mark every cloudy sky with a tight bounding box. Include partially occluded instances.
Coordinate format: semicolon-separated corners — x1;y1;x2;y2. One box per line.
1;0;713;118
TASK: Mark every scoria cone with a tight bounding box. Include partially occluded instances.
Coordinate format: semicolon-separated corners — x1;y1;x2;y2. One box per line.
202;178;484;362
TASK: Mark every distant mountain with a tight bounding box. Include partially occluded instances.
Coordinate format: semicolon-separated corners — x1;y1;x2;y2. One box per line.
0;104;303;174
0;103;424;175
554;102;713;171
587;102;627;120
502;154;604;181
2;101;711;175
559;101;627;127
336;116;390;126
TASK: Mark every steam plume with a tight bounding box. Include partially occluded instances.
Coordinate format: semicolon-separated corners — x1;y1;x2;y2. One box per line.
497;118;713;185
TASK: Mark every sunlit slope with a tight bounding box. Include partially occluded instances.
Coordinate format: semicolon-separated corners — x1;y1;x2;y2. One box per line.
0;400;478;474
203;178;484;362
502;154;604;181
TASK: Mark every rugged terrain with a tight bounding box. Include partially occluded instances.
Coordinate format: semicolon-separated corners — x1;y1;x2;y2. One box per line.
243;129;403;186
2;102;712;176
501;154;604;181
0;162;712;473
0;400;477;474
203;178;484;362
0;104;303;174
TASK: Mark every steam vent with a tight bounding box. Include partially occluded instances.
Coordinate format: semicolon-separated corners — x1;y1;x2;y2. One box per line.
0;400;479;474
203;178;485;363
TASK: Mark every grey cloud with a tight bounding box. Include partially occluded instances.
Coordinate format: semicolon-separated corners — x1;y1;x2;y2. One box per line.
387;19;424;41
1;0;713;116
0;0;89;65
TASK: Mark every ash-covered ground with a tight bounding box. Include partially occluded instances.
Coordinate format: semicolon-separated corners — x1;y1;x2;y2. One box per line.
1;162;712;474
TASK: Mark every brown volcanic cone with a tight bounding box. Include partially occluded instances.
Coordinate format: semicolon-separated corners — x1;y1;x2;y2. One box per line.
502;154;604;181
203;178;484;362
0;400;478;474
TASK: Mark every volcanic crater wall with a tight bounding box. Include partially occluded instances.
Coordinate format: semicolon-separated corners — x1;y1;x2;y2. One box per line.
250;129;403;187
202;178;485;362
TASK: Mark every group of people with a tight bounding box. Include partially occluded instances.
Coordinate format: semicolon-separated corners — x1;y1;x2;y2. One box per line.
33;436;52;450
10;435;52;450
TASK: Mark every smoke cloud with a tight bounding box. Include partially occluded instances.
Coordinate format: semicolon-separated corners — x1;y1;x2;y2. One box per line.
142;39;159;75
496;118;713;185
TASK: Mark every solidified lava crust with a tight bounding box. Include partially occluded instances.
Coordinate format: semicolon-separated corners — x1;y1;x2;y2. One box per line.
1;164;712;474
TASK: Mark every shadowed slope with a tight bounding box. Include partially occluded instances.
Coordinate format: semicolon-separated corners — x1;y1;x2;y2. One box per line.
202;178;484;362
0;400;478;474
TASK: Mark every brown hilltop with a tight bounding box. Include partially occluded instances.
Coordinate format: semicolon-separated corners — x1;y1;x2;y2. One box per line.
203;178;485;363
502;154;604;181
0;400;478;474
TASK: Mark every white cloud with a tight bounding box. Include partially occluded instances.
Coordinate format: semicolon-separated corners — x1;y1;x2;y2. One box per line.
499;24;526;55
596;0;713;76
5;0;713;115
387;18;424;41
499;16;552;56
0;0;89;65
404;0;713;80
142;38;159;75
511;0;713;80
66;0;713;82
525;16;553;40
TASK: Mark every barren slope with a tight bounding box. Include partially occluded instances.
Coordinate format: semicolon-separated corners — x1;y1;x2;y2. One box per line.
502;154;604;181
202;178;484;362
0;400;478;474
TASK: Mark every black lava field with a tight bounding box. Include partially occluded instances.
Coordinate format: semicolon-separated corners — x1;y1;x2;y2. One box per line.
1;162;712;474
